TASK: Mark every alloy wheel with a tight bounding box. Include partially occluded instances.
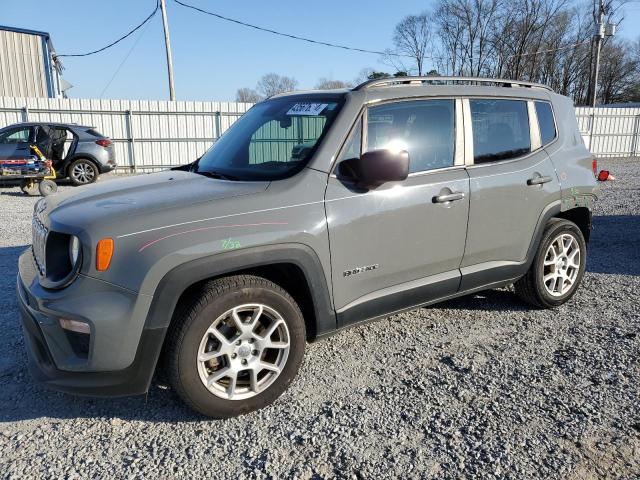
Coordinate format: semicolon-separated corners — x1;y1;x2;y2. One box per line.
197;303;290;400
542;233;581;297
72;162;96;184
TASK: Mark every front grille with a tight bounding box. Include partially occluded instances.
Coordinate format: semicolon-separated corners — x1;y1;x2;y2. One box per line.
32;204;48;276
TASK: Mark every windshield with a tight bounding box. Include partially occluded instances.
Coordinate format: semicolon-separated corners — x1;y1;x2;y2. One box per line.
193;95;345;181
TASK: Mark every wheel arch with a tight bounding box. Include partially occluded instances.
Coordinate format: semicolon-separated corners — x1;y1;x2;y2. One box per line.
145;244;336;341
63;154;100;177
554;207;592;243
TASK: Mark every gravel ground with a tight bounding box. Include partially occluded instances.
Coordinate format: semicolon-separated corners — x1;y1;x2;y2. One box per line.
1;160;639;479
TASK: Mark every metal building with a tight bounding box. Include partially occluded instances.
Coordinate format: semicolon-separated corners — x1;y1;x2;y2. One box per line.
0;25;67;98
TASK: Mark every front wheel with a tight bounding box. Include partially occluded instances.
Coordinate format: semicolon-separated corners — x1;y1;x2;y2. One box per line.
515;219;587;308
165;275;306;418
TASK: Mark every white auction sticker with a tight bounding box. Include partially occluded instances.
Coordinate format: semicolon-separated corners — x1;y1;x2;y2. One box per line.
286;103;328;116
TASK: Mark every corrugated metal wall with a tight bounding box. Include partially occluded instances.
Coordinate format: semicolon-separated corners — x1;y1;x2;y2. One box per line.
0;96;253;172
0;97;637;173
0;30;48;98
575;107;640;157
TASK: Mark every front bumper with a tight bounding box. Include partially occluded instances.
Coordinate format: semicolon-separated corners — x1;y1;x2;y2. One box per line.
17;249;165;397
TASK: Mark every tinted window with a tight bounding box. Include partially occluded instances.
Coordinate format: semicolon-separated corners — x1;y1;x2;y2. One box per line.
470;99;531;163
366;99;455;173
249;115;327;164
0;127;30;144
535;101;556;145
85;128;104;137
195;95;344;181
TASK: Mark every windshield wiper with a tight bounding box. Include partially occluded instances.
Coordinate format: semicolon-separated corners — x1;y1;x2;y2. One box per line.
194;170;239;181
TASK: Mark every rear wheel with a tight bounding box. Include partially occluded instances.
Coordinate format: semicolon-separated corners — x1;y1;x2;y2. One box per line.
515;219;587;308
165;275;306;418
68;158;98;186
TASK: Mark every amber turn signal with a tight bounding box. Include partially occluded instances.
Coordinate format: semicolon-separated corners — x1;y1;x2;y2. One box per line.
96;238;114;271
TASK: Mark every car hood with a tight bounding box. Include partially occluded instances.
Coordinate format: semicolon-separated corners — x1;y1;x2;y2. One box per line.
45;171;269;230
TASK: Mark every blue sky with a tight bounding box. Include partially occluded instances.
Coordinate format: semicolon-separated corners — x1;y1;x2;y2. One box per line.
2;0;639;101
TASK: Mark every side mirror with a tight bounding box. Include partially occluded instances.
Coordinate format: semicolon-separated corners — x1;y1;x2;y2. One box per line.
340;149;409;189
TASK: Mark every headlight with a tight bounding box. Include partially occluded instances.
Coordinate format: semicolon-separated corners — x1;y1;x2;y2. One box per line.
39;232;83;289
69;235;81;266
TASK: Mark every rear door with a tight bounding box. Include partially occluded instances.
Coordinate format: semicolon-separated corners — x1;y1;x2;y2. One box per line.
0;126;33;160
325;98;470;325
459;98;560;290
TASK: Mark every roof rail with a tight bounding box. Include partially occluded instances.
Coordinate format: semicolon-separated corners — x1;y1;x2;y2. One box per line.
353;76;553;92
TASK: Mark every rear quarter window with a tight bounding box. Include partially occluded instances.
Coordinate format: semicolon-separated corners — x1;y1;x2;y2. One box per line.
535;101;557;145
85;128;104;137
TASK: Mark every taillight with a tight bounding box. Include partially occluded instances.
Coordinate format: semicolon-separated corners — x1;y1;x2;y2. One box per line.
95;139;112;148
592;158;598;177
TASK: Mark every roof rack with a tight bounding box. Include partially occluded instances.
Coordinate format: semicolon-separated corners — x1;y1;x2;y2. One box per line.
353;76;553;92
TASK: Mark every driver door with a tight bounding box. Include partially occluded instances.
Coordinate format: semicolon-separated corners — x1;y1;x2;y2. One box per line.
325;98;470;326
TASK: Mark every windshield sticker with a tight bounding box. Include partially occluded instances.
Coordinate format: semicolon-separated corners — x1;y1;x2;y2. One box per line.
286;103;328;116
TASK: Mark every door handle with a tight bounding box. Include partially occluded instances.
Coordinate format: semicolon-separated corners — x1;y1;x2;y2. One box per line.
527;175;552;186
433;191;465;203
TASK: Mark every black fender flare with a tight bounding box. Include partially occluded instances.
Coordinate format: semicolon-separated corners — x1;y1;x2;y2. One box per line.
144;242;336;334
132;243;336;393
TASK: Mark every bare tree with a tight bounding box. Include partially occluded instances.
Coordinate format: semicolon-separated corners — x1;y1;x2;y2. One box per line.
434;0;502;77
256;73;298;97
235;87;262;103
315;78;352;89
598;38;640;103
388;13;432;75
428;0;638;105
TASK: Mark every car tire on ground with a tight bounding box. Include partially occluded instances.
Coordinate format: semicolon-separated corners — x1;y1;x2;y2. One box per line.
165;275;306;418
515;219;587;308
38;179;57;196
68;158;99;186
19;179;39;196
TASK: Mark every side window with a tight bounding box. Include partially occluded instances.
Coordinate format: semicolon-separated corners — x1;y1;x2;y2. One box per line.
366;99;455;173
535;101;557;145
0;127;31;144
470;99;531;164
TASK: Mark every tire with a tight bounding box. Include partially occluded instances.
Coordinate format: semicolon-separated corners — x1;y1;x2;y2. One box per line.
38;179;57;196
165;275;306;418
515;219;587;308
68;158;98;186
19;179;39;196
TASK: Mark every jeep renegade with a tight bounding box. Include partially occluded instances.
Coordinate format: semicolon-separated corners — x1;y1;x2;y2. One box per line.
17;77;598;418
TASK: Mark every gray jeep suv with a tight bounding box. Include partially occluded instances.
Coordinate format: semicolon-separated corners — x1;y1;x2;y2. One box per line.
17;77;597;418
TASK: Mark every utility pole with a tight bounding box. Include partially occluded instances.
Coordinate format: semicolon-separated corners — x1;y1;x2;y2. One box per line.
160;0;176;101
588;0;615;149
590;0;605;110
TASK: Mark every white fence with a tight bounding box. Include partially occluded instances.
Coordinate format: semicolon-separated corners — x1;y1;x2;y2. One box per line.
0;96;252;172
575;106;640;158
0;97;637;173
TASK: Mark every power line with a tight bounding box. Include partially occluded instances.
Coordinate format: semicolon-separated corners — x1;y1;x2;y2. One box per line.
57;1;159;58
507;40;592;59
99;15;155;98
172;0;415;59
